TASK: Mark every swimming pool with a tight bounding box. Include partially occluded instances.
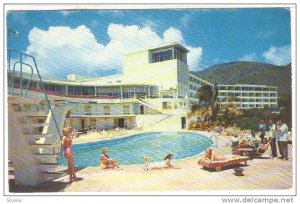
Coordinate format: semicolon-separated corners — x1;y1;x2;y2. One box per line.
58;132;213;167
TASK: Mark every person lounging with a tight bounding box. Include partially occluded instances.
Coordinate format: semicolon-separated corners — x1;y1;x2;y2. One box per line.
100;147;121;169
255;138;270;154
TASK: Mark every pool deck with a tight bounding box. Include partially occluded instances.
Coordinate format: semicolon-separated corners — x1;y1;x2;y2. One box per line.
10;131;294;194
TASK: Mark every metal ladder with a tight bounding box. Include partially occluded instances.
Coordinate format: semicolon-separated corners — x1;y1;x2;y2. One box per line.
7;48;63;144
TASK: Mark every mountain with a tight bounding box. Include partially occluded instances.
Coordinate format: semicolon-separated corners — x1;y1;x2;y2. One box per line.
191;61;291;95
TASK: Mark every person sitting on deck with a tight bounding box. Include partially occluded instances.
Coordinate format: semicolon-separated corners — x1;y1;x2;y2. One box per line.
100;147;121;169
248;130;260;149
255;138;270;154
231;134;239;149
238;139;250;148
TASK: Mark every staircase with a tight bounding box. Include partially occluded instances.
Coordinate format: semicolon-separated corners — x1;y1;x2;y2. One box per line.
142;114;184;131
7;48;68;187
136;98;167;114
8;97;68;186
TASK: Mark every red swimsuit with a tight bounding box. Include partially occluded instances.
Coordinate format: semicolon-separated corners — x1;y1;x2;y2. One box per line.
64;139;73;158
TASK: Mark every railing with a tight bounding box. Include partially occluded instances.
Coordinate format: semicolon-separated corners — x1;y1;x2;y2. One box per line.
7;48;63;146
10;61;33;97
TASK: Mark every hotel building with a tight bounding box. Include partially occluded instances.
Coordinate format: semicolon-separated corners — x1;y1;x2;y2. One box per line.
8;43;278;131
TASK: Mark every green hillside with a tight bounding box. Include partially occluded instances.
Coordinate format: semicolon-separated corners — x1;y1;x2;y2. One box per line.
191;61;291;95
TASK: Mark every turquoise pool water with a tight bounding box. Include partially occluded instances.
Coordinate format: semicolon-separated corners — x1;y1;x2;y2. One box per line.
58;132;213;167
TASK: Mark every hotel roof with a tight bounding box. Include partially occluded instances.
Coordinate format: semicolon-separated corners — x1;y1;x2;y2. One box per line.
148;42;189;53
124;42;189;56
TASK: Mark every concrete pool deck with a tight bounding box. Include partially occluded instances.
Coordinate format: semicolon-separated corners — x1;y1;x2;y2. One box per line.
10;132;294;193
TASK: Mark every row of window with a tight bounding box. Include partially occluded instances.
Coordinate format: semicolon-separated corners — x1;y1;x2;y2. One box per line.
219;93;277;97
218;86;277;91
151;48;185;63
220;104;277;108
72;104;133;115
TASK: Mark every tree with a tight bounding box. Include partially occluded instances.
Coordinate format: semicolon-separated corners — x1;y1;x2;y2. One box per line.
278;93;292;128
194;84;219;121
217;101;241;127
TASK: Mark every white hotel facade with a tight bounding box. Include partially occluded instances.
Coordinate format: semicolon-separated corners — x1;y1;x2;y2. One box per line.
9;43;278;130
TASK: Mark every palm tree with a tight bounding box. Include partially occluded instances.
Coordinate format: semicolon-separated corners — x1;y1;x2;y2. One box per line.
194;83;219;121
217;101;241;127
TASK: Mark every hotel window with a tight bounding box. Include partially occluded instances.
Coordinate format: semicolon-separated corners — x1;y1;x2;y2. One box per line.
85;105;91;115
104;105;110;115
174;49;184;62
123;105;130;114
162;102;168;109
152;49;172;63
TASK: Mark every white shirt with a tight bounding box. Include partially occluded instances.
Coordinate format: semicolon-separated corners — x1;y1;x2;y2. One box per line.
269;124;276;138
277;123;289;142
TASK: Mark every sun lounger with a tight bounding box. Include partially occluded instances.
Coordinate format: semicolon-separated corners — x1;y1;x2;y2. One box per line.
232;147;266;157
198;156;249;172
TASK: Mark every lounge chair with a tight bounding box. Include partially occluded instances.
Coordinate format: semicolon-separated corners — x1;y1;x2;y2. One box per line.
233;139;270;157
198;156;249;172
198;148;249;171
232;147;267;157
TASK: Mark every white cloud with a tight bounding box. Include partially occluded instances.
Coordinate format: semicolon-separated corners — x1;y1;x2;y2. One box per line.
186;46;202;71
262;45;291;66
239;53;257;62
26;24;203;78
163;27;184;44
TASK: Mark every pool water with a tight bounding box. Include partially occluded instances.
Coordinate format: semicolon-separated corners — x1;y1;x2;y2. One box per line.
58;132;212;167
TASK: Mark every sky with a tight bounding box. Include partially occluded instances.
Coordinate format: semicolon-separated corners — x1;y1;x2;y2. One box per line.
6;8;291;79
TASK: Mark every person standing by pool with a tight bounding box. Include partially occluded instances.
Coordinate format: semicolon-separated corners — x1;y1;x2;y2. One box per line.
258;120;267;143
100;147;121;169
141;155;149;171
276;120;289;160
268;120;277;158
62;126;78;182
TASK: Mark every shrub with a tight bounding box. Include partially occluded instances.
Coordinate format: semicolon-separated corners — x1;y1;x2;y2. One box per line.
236;116;261;130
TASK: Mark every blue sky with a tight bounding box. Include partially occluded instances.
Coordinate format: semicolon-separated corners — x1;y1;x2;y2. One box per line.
7;8;291;78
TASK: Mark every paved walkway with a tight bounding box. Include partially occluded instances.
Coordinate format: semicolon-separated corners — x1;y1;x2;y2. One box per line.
11;134;293;193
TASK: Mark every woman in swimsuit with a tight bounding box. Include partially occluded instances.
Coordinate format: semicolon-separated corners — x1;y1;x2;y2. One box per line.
204;148;238;161
256;138;270;153
100;147;121;169
62;126;77;182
